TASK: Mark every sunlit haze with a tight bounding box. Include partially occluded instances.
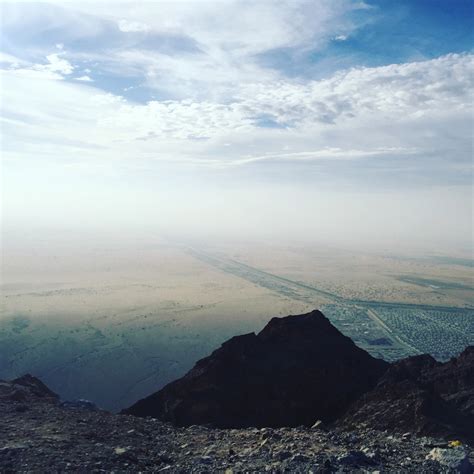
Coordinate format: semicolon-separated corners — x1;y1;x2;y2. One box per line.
0;1;473;418
1;0;472;253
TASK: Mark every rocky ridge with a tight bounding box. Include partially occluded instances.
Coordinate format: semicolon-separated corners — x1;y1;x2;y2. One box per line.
0;376;472;472
124;310;388;428
125;310;474;443
1;310;473;472
337;348;474;439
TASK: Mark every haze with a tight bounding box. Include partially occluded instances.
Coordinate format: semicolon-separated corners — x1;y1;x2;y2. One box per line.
1;0;473;253
0;1;473;410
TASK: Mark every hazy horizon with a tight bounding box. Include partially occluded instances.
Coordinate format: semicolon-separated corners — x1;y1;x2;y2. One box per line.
1;0;473;255
1;0;473;411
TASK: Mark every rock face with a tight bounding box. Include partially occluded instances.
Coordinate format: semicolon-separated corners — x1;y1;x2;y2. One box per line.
123;310;389;427
338;348;474;441
429;346;474;415
0;374;59;403
1;310;474;472
124;309;474;440
2;382;472;474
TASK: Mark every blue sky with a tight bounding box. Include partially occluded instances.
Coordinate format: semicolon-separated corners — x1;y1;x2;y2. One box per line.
1;1;473;250
0;2;471;98
1;0;472;101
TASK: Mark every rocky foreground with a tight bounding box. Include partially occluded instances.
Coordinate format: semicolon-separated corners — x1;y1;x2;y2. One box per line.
0;376;472;473
1;310;474;472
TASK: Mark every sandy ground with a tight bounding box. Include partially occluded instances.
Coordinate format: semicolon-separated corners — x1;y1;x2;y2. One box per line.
1;236;472;410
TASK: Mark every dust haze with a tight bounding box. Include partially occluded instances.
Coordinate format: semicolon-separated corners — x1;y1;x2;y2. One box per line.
1;226;473;410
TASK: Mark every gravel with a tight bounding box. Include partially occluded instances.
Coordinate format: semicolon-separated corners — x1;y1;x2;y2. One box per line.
1;396;473;473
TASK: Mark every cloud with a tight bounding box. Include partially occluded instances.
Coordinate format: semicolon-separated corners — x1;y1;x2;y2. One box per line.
237;53;473;127
92;53;472;161
75;75;94;82
118;19;150;33
229;147;420;167
1;1;472;249
36;53;74;75
0;51;25;67
0;50;75;80
1;51;472;185
18;0;370;100
0;3;472;184
64;1;363;53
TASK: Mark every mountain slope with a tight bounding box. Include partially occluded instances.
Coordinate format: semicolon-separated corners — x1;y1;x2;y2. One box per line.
124;309;474;442
2;375;472;472
123;310;389;427
2;310;474;472
338;348;474;441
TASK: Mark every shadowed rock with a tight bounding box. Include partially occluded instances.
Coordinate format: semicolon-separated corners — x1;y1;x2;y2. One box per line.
0;374;59;403
428;346;474;415
338;348;474;441
123;310;389;428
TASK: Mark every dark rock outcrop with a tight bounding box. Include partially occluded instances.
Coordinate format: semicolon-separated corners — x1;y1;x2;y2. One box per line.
338;348;474;441
1;311;473;472
3;381;471;473
428;346;474;415
124;309;474;440
0;374;59;403
123;310;389;428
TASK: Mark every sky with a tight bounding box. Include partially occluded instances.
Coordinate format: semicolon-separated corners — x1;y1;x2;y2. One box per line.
1;0;473;253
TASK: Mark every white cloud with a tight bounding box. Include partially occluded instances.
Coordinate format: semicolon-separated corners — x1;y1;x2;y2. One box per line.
0;3;471;179
0;51;75;81
66;1;362;53
229;147;420;167
0;1;471;250
75;75;94;82
91;52;473;166
1;52;472;177
118;19;150;33
0;51;26;68
36;53;74;75
237;53;473;127
36;0;368;100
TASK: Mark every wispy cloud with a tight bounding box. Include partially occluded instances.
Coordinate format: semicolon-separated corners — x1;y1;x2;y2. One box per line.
1;1;370;99
75;75;93;82
40;53;74;75
1;51;472;176
117;19;150;33
1;0;472;248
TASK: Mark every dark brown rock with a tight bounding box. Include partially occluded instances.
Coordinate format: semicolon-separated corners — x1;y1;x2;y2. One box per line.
338;349;474;441
123;310;389;428
0;374;59;403
1;313;473;472
428;347;474;415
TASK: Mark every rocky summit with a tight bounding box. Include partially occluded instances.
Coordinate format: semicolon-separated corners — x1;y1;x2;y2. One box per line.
123;310;474;442
337;348;474;441
1;309;474;472
1;374;473;473
124;310;389;428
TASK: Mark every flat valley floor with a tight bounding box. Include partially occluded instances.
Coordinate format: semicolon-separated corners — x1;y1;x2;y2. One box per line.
1;235;473;411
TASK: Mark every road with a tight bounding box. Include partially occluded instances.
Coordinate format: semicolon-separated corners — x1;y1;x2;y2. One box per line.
186;247;473;360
